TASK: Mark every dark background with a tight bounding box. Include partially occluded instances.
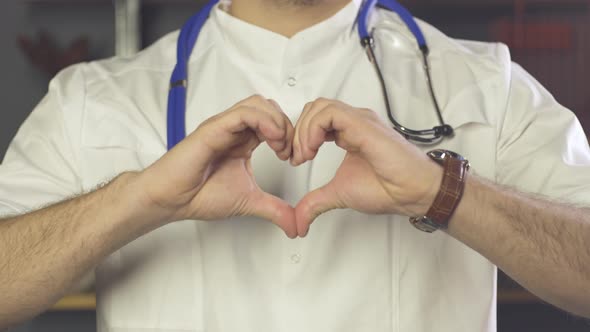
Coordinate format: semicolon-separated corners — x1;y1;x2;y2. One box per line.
2;0;590;331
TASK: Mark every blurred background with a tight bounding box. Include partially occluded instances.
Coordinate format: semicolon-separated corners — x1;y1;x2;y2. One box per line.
2;0;590;331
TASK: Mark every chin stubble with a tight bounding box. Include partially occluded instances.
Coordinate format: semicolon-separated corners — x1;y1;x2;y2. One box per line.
273;0;319;7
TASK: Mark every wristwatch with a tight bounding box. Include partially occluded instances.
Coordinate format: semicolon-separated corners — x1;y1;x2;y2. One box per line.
410;149;470;233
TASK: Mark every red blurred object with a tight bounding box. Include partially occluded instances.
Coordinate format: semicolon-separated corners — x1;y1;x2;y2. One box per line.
490;0;575;51
491;20;574;50
17;31;89;77
487;0;590;136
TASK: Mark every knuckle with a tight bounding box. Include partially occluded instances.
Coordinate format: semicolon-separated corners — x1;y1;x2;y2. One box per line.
300;200;315;221
358;108;379;121
200;112;224;128
200;115;214;127
232;105;252;117
314;97;332;106
325;104;342;115
246;94;265;104
269;100;282;112
268;99;282;109
367;109;380;118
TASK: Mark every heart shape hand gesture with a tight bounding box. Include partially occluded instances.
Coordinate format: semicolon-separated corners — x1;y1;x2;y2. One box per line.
139;95;442;238
290;98;443;237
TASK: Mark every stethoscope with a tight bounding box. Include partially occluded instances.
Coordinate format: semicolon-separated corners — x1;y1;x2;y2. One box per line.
167;0;454;150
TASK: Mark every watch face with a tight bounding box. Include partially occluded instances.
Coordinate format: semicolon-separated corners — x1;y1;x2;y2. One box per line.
427;149;470;171
410;216;439;233
427;149;464;162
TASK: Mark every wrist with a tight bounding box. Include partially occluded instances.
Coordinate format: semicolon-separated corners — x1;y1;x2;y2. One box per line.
412;160;444;217
445;175;486;238
109;171;175;233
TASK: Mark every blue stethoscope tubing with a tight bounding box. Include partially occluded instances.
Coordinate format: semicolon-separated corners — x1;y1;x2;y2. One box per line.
357;0;426;51
167;0;430;150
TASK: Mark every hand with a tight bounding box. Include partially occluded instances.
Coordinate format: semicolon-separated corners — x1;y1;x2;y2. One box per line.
138;95;298;238
291;98;443;237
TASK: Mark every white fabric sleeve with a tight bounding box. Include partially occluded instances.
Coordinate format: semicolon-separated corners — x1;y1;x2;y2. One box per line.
496;63;590;206
0;66;85;217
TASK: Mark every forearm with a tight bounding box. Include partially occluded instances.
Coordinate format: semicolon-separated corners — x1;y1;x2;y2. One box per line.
448;175;590;317
0;172;157;329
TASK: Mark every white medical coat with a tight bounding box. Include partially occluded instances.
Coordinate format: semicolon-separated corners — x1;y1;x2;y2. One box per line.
1;1;590;331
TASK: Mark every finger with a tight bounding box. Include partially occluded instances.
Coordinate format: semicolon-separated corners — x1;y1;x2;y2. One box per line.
291;101;313;166
267;99;294;161
238;96;293;158
235;107;290;156
295;184;341;237
247;190;298;239
306;105;361;154
294;104;343;165
224;130;263;159
298;99;331;162
201;106;285;156
292;98;334;165
228;107;285;140
282;116;295;161
239;95;286;134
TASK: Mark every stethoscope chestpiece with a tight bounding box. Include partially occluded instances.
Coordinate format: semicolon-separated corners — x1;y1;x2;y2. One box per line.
434;125;454;138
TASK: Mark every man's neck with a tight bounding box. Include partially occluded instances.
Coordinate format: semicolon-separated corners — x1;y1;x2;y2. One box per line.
227;0;352;38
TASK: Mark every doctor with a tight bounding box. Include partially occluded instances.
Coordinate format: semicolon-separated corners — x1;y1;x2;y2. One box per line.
1;0;589;331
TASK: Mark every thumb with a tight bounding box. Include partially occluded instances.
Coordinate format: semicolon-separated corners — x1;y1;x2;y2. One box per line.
247;191;298;239
295;184;342;237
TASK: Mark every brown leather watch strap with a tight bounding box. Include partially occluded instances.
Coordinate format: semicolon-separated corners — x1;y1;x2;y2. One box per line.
426;156;469;228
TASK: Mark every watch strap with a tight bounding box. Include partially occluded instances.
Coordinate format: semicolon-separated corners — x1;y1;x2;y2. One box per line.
410;150;469;232
426;156;469;227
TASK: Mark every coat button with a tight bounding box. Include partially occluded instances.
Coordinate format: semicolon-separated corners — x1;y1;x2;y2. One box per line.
287;77;297;87
290;253;302;264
